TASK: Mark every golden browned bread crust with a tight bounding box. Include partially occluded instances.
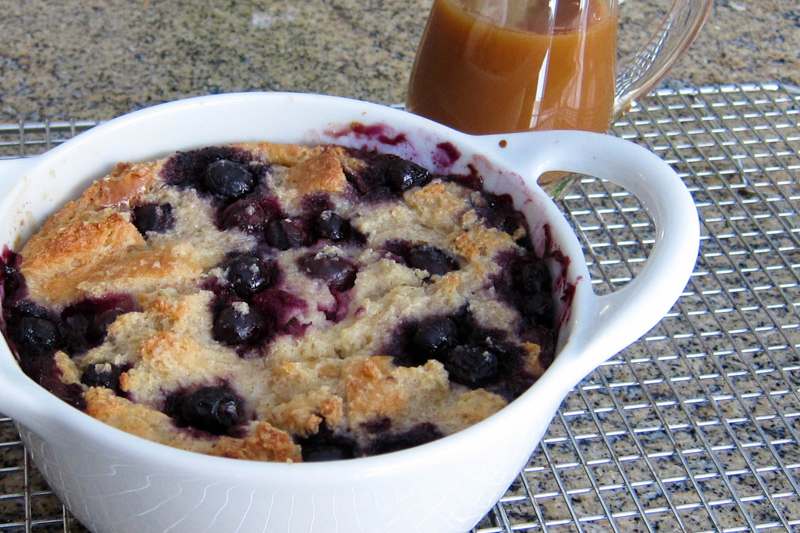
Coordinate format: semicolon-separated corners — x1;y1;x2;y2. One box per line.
285;147;348;196
85;387;302;462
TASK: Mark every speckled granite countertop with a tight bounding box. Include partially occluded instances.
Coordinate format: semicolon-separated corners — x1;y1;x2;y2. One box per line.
1;2;799;532
0;0;797;123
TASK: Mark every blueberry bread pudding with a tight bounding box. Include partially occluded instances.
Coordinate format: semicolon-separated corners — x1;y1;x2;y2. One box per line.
0;141;557;462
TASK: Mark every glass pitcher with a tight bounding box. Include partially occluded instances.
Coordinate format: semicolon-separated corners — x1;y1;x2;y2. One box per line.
406;0;713;197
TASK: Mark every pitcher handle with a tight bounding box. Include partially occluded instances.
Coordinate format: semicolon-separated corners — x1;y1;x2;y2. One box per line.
541;0;713;199
613;0;713;119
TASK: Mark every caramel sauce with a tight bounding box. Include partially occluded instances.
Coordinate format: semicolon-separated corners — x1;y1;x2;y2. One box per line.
407;0;617;134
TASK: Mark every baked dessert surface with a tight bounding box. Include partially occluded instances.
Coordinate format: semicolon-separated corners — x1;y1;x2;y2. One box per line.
1;141;557;462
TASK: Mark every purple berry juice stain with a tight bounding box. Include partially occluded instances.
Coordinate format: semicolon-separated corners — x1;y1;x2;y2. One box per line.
432;142;461;170
327;122;409;147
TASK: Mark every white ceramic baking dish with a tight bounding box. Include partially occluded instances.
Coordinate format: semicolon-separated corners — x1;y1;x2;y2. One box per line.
0;92;699;533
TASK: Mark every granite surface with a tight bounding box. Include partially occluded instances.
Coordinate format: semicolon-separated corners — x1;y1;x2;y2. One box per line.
0;1;799;532
0;0;797;124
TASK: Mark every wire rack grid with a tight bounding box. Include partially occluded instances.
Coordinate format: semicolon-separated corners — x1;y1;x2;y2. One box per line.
0;83;798;532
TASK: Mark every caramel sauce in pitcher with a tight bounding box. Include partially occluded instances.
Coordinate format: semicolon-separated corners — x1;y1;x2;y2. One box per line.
406;0;617;134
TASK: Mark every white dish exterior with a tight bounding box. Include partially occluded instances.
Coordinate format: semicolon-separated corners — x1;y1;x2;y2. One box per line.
0;93;699;533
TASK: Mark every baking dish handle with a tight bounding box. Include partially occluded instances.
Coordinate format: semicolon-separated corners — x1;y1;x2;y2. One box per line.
482;130;699;382
577;139;699;365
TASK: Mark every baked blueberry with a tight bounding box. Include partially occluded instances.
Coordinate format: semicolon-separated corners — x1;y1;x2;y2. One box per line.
61;310;120;355
132;203;175;236
302;441;355;462
382;239;412;264
412;316;457;361
384;157;431;192
204;160;255;199
174;385;244;435
81;363;125;394
58;296;136;356
296;424;358;462
14;316;59;357
521;293;555;328
59;311;91;354
162;146;254;190
1;255;24;302
223;255;275;298
366;422;443;456
61;310;111;356
361;416;392;434
520;261;550;295
346;151;432;198
212;305;263;345
445;345;499;388
473;191;527;237
219;199;268;233
265;219;307;250
298;252;357;291
315;210;347;242
408;245;459;276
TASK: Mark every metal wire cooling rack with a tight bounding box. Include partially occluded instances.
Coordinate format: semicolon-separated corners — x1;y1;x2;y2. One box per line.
0;83;798;532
